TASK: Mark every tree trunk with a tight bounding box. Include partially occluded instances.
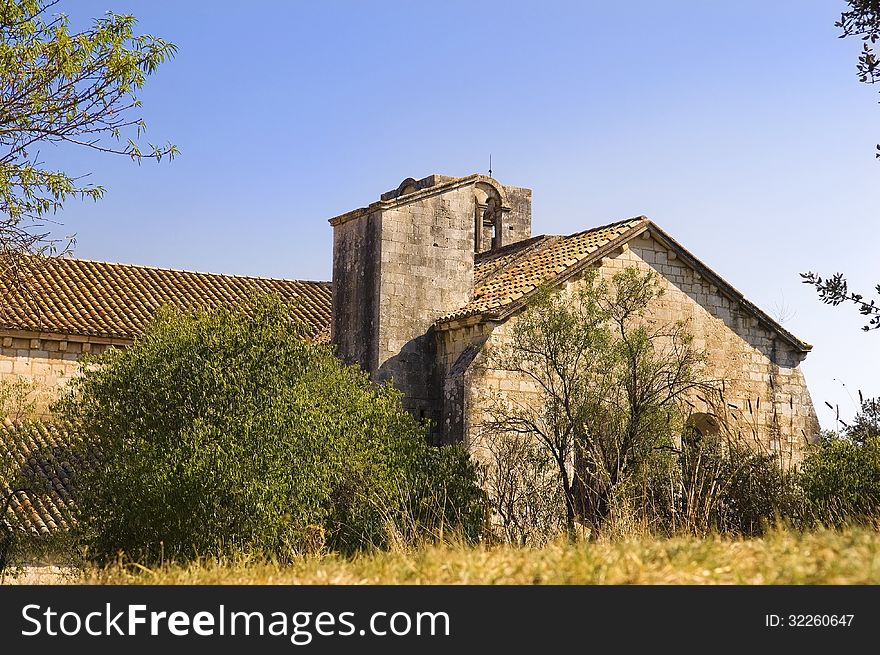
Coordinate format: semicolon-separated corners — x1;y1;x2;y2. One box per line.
557;457;577;541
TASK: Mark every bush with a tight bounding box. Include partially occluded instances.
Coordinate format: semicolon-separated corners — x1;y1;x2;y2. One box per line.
56;296;485;563
626;428;801;537
477;432;567;546
799;434;880;527
679;439;800;536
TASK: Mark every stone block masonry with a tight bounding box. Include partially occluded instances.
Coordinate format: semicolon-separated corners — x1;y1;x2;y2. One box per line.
0;331;124;417
330;173;532;431
0;172;818;471
449;232;818;467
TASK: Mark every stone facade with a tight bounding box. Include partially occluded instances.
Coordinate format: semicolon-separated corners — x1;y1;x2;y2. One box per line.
0;331;122;416
436;233;819;467
616;234;818;463
328;172;818;464
0;171;819;466
330;174;531;424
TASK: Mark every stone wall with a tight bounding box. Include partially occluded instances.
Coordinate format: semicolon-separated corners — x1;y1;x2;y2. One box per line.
374;186;476;422
0;331;123;417
331;174;532;427
330;208;381;374
443;232;819;466
617;232;818;464
436;321;492;444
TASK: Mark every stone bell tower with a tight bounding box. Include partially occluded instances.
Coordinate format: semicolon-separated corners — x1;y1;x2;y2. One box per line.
329;173;531;424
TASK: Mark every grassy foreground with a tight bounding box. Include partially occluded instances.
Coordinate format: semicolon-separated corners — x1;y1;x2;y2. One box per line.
74;528;880;585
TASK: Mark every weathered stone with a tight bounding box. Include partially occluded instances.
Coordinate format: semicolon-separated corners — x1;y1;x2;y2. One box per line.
0;171;819;469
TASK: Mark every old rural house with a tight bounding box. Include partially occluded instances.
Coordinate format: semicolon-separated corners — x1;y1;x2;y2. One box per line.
0;172;819;532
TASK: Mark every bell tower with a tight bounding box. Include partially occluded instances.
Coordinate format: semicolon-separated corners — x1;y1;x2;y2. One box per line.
329;173;531;423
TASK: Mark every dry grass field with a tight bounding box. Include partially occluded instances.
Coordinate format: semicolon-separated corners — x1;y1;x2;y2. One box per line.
52;528;879;585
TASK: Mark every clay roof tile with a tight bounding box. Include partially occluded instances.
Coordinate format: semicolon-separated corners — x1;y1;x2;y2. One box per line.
0;257;332;341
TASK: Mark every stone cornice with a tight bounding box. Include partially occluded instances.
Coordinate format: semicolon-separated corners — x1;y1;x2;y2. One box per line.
328;174;510;227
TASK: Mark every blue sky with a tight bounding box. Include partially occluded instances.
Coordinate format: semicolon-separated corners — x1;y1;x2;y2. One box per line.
50;1;878;429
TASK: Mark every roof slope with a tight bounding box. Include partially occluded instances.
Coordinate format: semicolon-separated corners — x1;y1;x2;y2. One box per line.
0;257;332;341
444;217;646;322
440;217;810;353
0;420;88;535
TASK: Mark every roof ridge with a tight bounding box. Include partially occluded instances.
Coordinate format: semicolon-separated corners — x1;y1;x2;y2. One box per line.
640;221;811;352
40;255;331;286
474;233;552;261
564;215;647;240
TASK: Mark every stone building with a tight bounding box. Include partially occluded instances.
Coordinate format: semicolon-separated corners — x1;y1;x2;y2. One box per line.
0;257;331;414
328;173;819;465
0;172;819;511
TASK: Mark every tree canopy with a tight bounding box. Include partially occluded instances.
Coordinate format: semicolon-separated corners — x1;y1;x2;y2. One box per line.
1;0;176;274
56;297;485;563
837;1;880;157
800;272;880;331
479;268;706;538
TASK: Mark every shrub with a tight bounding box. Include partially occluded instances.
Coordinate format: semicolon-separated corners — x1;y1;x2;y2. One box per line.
625;427;802;537
799;434;880;527
56;296;485;563
477;432;567;546
679;439;799;535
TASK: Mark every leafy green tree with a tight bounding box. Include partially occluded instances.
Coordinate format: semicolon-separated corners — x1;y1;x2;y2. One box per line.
479;268;705;538
1;0;176;277
56;297;484;563
799;394;880;525
845;394;880;442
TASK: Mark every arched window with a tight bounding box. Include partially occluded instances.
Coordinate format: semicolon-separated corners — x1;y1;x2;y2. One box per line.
687;412;721;438
682;412;722;450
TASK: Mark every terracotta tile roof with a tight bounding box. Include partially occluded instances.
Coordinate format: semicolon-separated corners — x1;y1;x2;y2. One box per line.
311;323;331;346
473;235;553;285
440;216;811;353
0;420;88;536
0;257;332;341
443;217;647;322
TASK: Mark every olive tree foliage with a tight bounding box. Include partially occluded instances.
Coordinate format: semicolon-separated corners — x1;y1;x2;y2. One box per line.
799;4;880;328
55;297;485;564
837;0;880;157
478;267;706;539
1;0;176;282
800;272;880;331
